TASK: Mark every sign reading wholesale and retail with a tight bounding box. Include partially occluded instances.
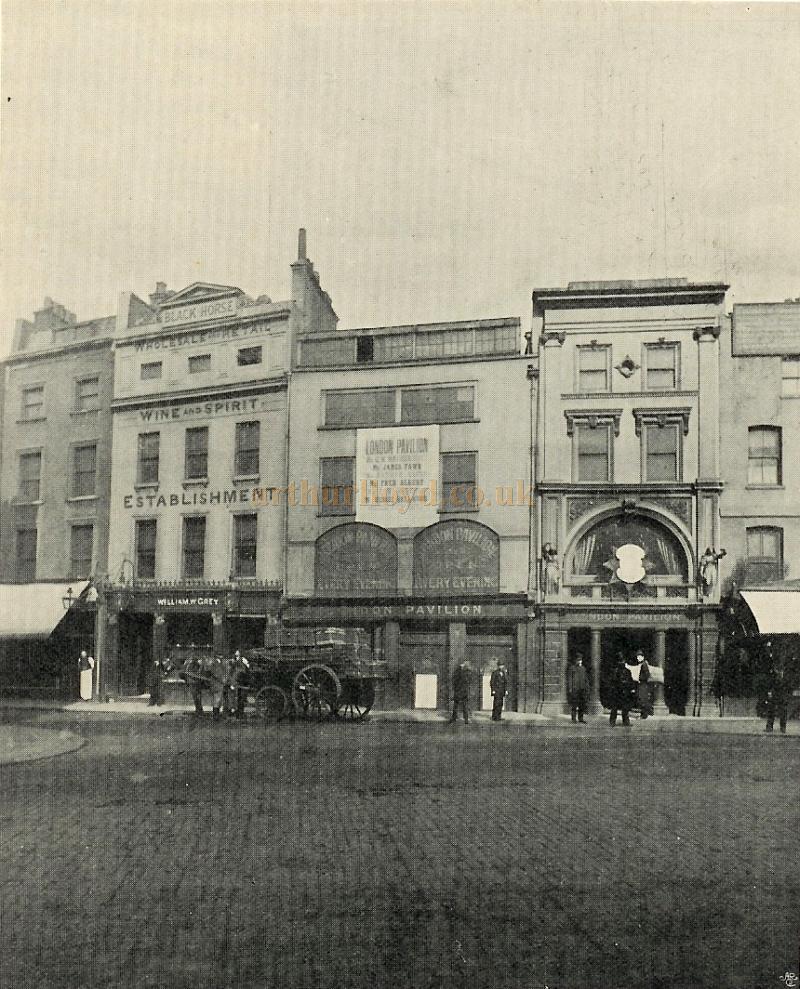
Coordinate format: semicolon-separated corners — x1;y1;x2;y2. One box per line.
355;425;439;528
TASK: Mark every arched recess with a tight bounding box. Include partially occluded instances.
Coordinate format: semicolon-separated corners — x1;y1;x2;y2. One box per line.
314;523;398;595
565;507;692;583
413;519;500;595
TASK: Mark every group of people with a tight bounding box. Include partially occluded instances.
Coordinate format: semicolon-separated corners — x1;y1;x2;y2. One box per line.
448;660;509;724
143;649;251;719
566;650;655;727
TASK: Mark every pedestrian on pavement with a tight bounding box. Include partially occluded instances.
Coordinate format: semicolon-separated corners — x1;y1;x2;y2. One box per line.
489;661;509;721
78;650;95;701
635;650;653;720
449;661;472;724
226;650;251;719
182;655;205;715
608;654;634;727
147;656;168;706
566;653;589;723
763;656;791;734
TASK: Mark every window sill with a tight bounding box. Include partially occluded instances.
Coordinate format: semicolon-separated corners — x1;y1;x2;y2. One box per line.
183;478;209;488
70;409;99;417
317;512;356;519
67;495;98;503
13;499;43;507
134;482;159;491
745;485;784;490
438;507;480;515
16;417;46;425
318;418;480;431
233;474;260;484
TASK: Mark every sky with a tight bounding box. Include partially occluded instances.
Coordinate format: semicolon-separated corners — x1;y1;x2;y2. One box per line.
1;1;799;354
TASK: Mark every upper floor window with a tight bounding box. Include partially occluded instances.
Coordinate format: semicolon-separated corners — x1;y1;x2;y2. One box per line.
642;423;680;481
72;443;97;498
233;514;258;577
782;358;800;397
182;516;206;579
141;361;162;380
577;345;610;393
644;344;679;390
325;389;396;428
137;432;160;485
415;331;472;360
185;427;209;480
237;346;262;366
75;376;100;411
374;334;414;362
575;424;612;481
356;336;374;363
234;422;260;477
16;528;37;582
747;427;781;486
745;527;783;583
441;452;478;512
401;385;475;424
18;451;42;501
70;524;94;579
135;519;157;580
188;354;211;374
20;385;44;420
320;457;355;516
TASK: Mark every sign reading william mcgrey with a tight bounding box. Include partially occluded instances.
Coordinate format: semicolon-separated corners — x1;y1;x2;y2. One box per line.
413;519;500;594
355;425;439;528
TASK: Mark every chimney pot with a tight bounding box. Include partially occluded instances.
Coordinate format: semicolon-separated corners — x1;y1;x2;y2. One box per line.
156;281;167;293
298;228;307;261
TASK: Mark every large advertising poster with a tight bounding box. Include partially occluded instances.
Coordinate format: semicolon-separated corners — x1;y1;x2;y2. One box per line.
355;425;439;528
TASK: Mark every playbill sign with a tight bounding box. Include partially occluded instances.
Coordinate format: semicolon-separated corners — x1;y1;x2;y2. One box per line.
356;425;439;528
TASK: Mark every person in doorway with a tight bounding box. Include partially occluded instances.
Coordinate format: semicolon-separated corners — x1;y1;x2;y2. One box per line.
147;656;168;707
566;654;589;723
490;662;509;721
763;657;791;734
609;655;634;727
449;661;472;724
635;650;653;720
78;650;95;701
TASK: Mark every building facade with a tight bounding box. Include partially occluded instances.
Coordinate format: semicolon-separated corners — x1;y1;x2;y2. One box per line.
530;279;729;716
285;316;530;712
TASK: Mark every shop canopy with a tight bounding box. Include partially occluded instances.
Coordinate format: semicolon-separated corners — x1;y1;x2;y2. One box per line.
739;590;800;635
0;581;90;639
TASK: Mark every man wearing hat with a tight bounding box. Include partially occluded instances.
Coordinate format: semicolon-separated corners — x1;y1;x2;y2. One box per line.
489;661;509;721
449;661;472;724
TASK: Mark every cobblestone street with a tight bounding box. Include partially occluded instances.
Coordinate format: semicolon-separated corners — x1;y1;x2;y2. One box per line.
1;712;798;989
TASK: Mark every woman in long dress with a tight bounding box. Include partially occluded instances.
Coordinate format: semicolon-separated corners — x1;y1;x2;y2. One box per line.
78;651;94;700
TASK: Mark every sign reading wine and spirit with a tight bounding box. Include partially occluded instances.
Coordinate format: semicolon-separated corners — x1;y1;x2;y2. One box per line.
355;425;439;528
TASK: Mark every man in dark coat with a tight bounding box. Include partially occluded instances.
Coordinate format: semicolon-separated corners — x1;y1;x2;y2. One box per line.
566;654;589;723
489;662;509;721
608;655;635;727
764;661;791;734
147;656;170;706
634;650;653;720
449;661;472;724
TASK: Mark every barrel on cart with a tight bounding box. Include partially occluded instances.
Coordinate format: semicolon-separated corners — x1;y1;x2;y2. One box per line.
242;626;386;722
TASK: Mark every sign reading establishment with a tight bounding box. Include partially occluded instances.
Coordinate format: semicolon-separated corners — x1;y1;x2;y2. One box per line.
413;520;500;595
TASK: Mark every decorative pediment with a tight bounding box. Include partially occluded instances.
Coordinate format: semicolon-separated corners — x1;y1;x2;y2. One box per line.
564;409;623;437
160;283;244;307
632;407;691;437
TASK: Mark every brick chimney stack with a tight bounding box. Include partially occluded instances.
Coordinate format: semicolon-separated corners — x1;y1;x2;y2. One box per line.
298;228;307;261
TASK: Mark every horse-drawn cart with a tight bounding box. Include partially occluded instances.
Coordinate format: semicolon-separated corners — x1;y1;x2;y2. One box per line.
246;626;385;722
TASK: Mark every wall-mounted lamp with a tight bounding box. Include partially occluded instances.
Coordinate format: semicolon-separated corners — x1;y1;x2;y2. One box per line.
62;587;75;611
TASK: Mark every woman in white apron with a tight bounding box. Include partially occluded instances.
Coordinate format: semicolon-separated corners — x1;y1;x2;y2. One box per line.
78;651;95;700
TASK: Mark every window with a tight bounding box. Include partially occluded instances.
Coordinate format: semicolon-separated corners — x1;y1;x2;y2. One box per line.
70;525;94;579
75;376;99;411
576;424;612;481
21;385;44;420
747;427;781;485
356;336;374;363
188;354;211;374
325;389;396;428
137;432;160;485
182;517;206;579
237;346;262;366
577;346;610;392
135;519;157;579
298;336;355;368
645;344;679;390
234;422;260;477
401;385;475;424
441;452;477;511
233;514;258;577
782;358;800;397
416;331;473;360
16;528;37;581
140;361;162;380
185;427;209;480
72;443;97;498
18;451;42;501
643;424;680;481
746;527;783;583
373;334;414;362
320;457;355;516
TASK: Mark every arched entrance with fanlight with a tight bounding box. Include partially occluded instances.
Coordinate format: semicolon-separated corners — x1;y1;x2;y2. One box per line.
561;508;694;715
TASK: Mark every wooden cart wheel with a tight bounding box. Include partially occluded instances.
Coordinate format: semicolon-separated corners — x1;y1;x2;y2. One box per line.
254;685;289;722
292;664;341;721
336;679;375;721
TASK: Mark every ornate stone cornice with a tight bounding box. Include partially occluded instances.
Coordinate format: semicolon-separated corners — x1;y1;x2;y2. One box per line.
632;407;691;437
692;325;721;342
539;330;566;347
564;408;623;437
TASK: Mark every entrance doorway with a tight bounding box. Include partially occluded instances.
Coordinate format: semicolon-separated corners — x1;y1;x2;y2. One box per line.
599;629;655;709
664;630;689;715
118;613;154;696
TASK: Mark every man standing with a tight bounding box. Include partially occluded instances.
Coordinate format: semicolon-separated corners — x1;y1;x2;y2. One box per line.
609;655;634;727
566;654;589;723
78;650;94;701
634;650;653;720
147;656;167;707
764;660;791;734
226;650;251;719
449;661;472;724
490;662;509;721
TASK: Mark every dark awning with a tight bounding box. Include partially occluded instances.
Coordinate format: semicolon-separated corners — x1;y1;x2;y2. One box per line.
739;590;800;635
0;582;90;639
